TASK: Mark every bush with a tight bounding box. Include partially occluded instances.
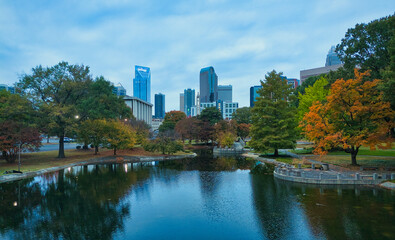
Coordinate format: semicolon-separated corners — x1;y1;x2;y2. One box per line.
76;146;82;149
143;138;184;155
250;162;275;174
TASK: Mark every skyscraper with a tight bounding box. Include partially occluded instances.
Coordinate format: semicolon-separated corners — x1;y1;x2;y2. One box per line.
200;66;218;103
180;93;185;112
133;65;151;103
154;93;165;119
184;88;195;117
250;85;262;107
325;46;342;66
218;85;232;102
112;83;126;96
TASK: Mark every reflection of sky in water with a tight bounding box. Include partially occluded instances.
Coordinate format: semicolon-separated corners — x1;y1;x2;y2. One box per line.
0;157;394;240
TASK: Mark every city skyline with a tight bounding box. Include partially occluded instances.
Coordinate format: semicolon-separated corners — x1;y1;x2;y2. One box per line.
0;1;394;110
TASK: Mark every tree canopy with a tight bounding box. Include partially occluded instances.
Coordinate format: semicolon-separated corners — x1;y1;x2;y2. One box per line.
17;61;92;158
249;70;298;156
198;107;222;125
301;69;394;165
231;107;252;124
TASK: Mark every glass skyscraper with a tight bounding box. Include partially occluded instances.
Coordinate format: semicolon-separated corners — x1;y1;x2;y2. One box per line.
218;85;232;102
250;85;262;107
184;88;195;117
200;66;218;103
154;93;165;119
133;65;151;103
325;46;342;66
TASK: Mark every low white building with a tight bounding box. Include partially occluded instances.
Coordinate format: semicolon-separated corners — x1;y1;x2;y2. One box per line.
151;118;163;131
124;95;153;125
222;102;239;120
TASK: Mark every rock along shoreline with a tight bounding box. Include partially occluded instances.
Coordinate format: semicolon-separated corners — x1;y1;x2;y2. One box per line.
0;153;197;184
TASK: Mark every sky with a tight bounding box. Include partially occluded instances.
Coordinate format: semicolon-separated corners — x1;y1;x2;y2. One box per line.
0;0;394;111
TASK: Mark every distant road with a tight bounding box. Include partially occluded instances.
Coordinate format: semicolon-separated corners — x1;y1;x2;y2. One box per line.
28;138;78;152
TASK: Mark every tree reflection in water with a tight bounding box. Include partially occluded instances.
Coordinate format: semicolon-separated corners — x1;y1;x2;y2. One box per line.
0;164;150;240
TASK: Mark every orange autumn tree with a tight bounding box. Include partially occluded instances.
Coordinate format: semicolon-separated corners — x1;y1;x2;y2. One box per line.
301;69;394;165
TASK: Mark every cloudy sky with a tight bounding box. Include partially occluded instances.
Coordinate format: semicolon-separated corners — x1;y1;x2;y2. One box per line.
0;0;394;110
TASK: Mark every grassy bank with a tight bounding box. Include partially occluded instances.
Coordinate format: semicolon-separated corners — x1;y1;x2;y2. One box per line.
0;147;190;176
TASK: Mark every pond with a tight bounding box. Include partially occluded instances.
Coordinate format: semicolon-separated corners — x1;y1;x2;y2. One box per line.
0;149;394;240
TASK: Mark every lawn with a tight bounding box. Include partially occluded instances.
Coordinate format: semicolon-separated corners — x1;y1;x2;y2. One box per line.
307;154;395;169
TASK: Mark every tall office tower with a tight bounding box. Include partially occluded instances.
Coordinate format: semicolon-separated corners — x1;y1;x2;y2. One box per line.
112;83;127;96
180;93;185;112
218;85;232;102
325;46;342;66
250;85;262;107
133;65;151;103
154;93;165;119
200;66;218;103
184;88;195;117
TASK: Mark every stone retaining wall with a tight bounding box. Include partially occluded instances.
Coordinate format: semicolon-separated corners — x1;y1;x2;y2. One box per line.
274;167;394;185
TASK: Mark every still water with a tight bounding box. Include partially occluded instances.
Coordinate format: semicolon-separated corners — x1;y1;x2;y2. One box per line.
0;150;394;240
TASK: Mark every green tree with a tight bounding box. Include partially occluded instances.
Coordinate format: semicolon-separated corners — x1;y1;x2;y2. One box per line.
297;77;329;123
198;107;222;125
78;76;132;120
17;61;92;158
105;120;136;155
231;107;252;124
77;119;109;155
0;90;41;163
336;14;394;79
159;111;186;133
380;25;395;111
249;70;298;156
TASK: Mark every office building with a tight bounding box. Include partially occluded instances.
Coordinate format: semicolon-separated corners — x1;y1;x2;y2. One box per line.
154;93;165;119
112;83;126;96
300;64;343;83
218;85;232;102
286;78;300;89
133;65;151;103
0;84;15;94
222;102;239;120
250;85;262;107
151;118;164;132
184;88;195;117
325;46;342;66
180;93;185;112
200;66;218;103
124;95;153;126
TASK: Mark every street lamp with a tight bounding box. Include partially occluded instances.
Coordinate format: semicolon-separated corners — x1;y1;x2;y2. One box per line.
18;143;21;172
75;115;79;119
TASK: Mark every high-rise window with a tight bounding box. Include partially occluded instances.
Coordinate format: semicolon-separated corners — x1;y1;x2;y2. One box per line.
133;65;151;103
200;66;218;103
154;93;165;119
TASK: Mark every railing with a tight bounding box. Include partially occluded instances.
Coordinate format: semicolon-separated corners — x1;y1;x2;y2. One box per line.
274;166;395;185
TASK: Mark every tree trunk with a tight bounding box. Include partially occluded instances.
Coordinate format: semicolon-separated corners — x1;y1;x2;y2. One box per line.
350;146;359;165
95;146;99;155
274;149;279;157
113;147;117;155
58;136;65;158
47;135;50;143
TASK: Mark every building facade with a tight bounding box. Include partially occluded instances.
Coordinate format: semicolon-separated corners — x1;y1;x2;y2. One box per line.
180;93;184;112
200;66;218;103
286;78;300;89
0;84;15;94
154;93;165;119
151;118;164;132
250;85;262;107
217;85;232;102
112;83;126;96
300;64;343;83
133;65;151;103
124;95;153;126
222;102;239;120
325;46;342;66
184;88;195;117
